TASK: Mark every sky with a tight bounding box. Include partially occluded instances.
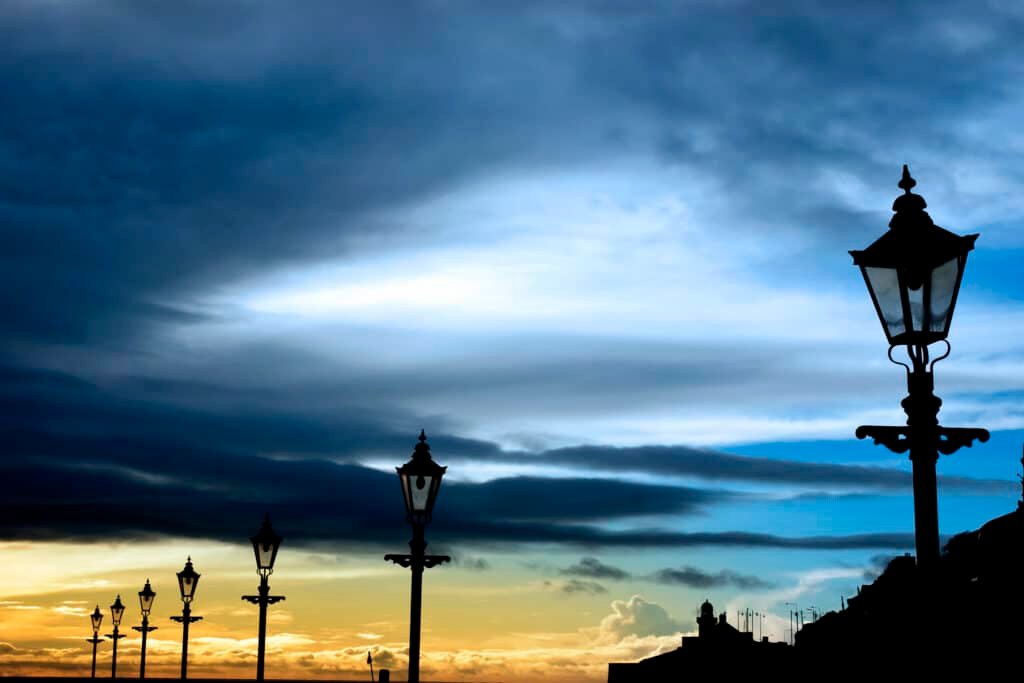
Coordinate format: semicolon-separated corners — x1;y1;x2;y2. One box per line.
2;1;1024;680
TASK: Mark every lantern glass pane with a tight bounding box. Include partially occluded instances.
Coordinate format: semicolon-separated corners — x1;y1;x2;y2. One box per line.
906;277;925;332
929;257;959;333
410;474;434;512
91;609;103;632
255;541;276;570
178;569;199;601
864;266;905;338
400;472;414;514
139;593;154;614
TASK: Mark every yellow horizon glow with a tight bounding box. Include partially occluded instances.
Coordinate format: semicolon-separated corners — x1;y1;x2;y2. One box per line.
0;540;697;682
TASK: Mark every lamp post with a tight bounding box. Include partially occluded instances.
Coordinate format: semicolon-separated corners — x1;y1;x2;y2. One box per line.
384;430;450;683
87;606;104;678
851;165;989;571
132;580;158;679
242;515;285;681
105;595;126;678
169;557;202;680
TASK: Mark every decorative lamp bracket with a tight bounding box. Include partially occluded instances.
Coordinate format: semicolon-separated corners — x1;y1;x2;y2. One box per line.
855;425;911;453
241;595;286;605
936;427;989;455
384;553;451;569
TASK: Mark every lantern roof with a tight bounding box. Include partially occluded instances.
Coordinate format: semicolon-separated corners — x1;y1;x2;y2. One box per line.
250;514;282;550
851;165;978;269
397;430;447;477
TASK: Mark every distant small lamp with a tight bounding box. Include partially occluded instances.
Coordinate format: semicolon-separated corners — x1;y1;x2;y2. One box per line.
170;557;203;680
105;595;127;678
397;430;447;524
251;514;283;578
385;430;451;683
242;515;286;681
177;557;200;603
852;165;988;571
86;606;104;678
132;580;158;679
138;580;156;615
110;595;125;627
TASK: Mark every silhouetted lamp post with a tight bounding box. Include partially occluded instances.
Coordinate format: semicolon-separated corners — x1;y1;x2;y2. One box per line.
852;165;989;570
87;606;104;678
170;557;202;680
106;595;126;678
132;580;158;679
384;430;450;683
242;515;285;682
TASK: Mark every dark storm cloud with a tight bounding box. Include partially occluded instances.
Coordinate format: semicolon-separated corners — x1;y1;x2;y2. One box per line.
0;363;1012;551
649;566;774;590
4;0;1021;350
560;557;631;581
0;1;611;348
0;366;916;550
0;436;916;552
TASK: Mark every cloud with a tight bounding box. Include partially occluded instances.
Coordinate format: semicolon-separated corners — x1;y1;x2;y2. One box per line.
862;553;901;581
560;557;631;580
0;368;924;551
452;554;490;571
598;595;683;642
51;606;89;617
479;444;1016;494
548;579;609;596
649;566;773;590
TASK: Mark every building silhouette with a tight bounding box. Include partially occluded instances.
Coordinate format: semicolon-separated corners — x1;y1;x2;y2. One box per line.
607;599;791;681
609;452;1024;679
797;456;1024;674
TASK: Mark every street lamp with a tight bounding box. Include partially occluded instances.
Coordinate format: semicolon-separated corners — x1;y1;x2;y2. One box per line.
384;430;450;683
169;557;203;680
106;595;126;678
242;515;285;681
86;606;104;678
852;165;989;570
132;580;158;679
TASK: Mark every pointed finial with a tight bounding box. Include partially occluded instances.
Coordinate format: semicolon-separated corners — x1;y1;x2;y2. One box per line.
412;429;432;460
898;164;916;193
890;163;929;228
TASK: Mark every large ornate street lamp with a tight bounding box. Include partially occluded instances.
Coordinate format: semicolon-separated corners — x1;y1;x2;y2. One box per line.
384;431;450;683
106;595;127;678
86;606;104;678
132;580;158;679
852;165;989;570
242;515;286;681
170;557;203;680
